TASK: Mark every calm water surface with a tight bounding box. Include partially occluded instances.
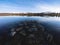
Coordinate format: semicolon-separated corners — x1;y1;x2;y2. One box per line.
0;16;60;35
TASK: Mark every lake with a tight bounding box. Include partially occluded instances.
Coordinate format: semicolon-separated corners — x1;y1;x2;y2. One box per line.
0;16;60;38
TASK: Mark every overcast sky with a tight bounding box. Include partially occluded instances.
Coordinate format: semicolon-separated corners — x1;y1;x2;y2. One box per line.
0;0;60;13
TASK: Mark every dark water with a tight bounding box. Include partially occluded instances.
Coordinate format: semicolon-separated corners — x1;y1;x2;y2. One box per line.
0;16;60;37
0;16;60;45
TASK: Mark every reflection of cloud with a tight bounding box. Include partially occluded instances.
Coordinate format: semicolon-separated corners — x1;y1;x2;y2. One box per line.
40;16;60;21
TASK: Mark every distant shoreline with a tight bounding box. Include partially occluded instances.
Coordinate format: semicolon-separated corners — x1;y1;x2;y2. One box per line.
0;13;60;16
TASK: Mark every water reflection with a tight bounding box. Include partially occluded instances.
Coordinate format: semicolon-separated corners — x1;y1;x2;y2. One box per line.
0;16;60;33
0;16;60;45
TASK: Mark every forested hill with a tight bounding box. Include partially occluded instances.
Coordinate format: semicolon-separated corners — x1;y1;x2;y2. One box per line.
0;13;60;16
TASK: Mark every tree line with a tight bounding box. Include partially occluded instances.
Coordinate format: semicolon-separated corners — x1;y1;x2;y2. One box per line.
0;13;60;16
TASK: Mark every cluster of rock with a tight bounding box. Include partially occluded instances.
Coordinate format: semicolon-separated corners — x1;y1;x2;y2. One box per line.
0;20;56;45
10;20;56;45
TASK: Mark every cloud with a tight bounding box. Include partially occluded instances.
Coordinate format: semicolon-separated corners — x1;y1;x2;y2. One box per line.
0;4;31;13
0;4;38;13
0;3;60;13
0;4;23;13
35;3;60;13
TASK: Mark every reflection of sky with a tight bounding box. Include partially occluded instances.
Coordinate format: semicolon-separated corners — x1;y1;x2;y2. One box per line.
0;16;60;32
37;16;60;32
0;16;60;24
0;16;27;25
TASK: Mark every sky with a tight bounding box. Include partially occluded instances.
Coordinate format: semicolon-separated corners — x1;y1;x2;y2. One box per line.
0;0;60;13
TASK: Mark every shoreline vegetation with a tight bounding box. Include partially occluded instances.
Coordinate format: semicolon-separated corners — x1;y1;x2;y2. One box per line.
0;12;60;16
